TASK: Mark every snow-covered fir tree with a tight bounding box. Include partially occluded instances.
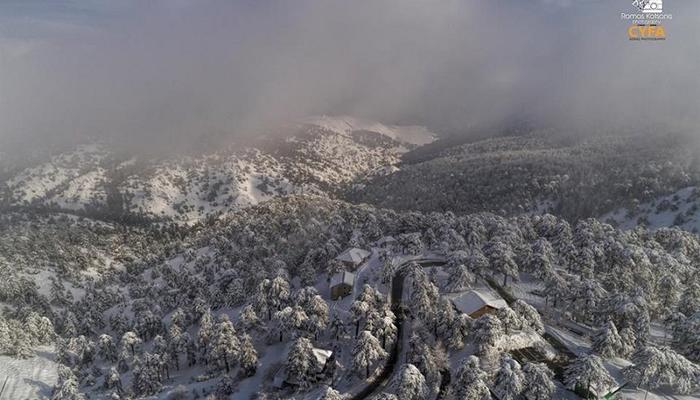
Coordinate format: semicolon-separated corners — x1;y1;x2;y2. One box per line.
353;330;388;378
493;355;525;400
393;363;428;400
285;337;319;389
452;355;491;400
564;354;615;397
592;320;623;359
521;362;555;400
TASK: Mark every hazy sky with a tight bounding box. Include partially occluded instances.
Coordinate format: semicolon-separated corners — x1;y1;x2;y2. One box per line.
0;0;698;152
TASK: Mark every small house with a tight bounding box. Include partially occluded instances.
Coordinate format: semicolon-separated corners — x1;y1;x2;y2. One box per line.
335;247;371;271
452;289;508;318
330;271;355;300
272;345;334;388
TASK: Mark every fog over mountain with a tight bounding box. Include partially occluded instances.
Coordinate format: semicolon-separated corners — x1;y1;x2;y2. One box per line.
1;0;698;154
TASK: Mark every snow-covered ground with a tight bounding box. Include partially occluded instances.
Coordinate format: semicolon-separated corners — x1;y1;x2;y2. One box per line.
603;186;700;232
0;347;58;400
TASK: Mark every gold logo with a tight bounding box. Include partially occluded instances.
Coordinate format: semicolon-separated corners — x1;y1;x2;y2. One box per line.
628;24;666;40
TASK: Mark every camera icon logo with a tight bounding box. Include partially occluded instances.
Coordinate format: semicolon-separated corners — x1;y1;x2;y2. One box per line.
632;0;663;14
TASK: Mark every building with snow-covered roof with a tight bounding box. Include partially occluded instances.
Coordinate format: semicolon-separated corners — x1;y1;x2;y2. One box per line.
272;345;334;388
330;271;355;300
335;247;370;271
452;289;508;318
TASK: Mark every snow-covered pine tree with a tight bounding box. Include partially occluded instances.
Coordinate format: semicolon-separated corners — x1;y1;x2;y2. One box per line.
103;366;122;392
471;314;503;353
493;355;525;400
285;337;319;389
623;345;700;395
592;320;622;359
197;308;214;363
673;311;699;361
496;306;521;335
330;314;346;340
131;353;163;397
51;365;85;400
319;386;343;400
393;364;428;400
447;264;475;292
452;355;491;400
521;362;555;400
447;313;472;350
238;305;260;332
512;300;544;334
120;331;141;357
238;333;258;376
564;354;614;398
373;313;397;350
678;279;700;317
273;305;309;342
350;300;371;337
353;330;388;378
210;315;240;373
483;239;518;286
98;334;117;362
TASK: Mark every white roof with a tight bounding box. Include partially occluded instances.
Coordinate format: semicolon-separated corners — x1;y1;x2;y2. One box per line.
335;248;370;264
452;289;507;315
311;347;333;365
330;271;355;287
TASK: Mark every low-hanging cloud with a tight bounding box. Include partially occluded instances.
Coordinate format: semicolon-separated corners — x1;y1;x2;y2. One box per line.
0;0;698;153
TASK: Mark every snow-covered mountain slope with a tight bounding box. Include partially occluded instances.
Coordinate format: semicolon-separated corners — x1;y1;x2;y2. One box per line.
348;134;700;223
2;118;434;224
603;186;700;233
4;144;109;209
303;115;436;146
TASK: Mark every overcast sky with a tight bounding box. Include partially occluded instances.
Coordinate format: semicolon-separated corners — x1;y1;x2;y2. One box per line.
0;0;698;152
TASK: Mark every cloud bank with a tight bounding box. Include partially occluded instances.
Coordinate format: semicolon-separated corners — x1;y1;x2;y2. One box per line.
0;0;698;152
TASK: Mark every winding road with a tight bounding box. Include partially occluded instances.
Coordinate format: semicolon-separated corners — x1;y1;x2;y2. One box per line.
349;258;448;400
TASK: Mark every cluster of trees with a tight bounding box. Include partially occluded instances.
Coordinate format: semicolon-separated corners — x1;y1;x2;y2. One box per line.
351;134;700;221
0;312;55;358
2;194;698;398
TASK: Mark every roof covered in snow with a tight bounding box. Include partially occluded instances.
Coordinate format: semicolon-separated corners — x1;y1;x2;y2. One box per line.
311;347;333;365
330;271;355;287
335;248;370;264
452;289;507;315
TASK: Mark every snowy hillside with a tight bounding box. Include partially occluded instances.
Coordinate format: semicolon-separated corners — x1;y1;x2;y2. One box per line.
603;186;700;233
1;118;434;224
5;144;110;209
303;115;436;146
349;134;700;222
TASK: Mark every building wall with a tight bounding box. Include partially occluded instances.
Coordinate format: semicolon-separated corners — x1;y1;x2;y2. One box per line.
468;305;496;319
331;283;352;300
